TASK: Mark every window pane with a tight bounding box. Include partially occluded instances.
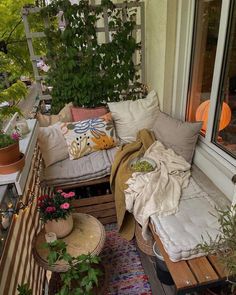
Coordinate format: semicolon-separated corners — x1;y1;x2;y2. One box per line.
213;3;236;157
187;0;222;135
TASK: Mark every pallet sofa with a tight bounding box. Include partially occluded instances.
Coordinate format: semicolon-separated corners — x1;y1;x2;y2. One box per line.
36;92;231;293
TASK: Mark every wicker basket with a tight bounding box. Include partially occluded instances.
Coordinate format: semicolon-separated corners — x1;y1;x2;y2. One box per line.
135;221;155;256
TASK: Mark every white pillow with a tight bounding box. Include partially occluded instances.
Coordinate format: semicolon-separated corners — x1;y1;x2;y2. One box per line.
108;90;159;142
38;122;69;167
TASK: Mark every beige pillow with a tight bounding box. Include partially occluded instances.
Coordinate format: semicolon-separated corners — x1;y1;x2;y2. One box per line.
37;102;73;127
108;90;159;143
38;122;69;167
152;111;202;163
61;113;117;160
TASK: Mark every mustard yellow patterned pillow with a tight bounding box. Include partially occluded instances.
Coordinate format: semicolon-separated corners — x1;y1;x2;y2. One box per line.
61;113;117;160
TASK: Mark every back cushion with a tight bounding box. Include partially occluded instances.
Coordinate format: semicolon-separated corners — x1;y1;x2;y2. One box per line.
38;122;69;167
61;113;117;160
37;102;73;127
152;111;202;163
108;90;159;143
70;106;108;121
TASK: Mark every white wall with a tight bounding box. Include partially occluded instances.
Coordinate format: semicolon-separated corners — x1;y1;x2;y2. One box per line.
145;0;177;113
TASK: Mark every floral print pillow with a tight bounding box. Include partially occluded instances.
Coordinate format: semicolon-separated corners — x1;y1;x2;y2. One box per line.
61;113;117;160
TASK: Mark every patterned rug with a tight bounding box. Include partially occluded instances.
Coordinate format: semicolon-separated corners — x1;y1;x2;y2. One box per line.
101;224;152;295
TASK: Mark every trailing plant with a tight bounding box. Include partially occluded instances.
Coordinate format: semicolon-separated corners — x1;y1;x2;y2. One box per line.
197;204;236;293
43;240;103;295
17;283;32;295
40;0;142;113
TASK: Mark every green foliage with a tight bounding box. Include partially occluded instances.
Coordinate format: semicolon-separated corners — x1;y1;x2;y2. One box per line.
44;240;103;295
0;81;26;126
0;0;36;78
40;0;142;113
17;283;32;295
0;133;15;148
197;205;236;291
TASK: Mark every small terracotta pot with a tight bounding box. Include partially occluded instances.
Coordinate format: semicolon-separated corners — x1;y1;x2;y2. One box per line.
0;142;21;165
45;215;74;238
0;153;25;174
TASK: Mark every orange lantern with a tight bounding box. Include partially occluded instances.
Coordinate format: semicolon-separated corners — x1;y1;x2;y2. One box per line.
195;100;231;132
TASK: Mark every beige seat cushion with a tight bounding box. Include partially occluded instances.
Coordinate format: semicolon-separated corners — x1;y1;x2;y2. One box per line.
37;102;73;127
152;111;202;163
38;122;69;167
108;90;159;143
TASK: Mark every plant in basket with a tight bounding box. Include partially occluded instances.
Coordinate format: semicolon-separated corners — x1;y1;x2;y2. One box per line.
38;190;76;238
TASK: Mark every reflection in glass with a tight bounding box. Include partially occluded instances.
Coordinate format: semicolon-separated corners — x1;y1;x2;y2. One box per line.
187;0;222;135
213;3;236;156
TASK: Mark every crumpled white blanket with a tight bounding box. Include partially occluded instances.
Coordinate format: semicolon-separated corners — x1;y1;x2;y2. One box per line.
125;140;191;240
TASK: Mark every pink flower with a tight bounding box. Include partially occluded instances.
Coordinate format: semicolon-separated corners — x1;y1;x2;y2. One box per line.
45;206;56;213
57;189;63;193
68;192;75;197
61;192;66;196
60;203;70;210
11;131;20;141
63;192;75;198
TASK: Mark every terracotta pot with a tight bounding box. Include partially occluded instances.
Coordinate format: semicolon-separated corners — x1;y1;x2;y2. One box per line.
45;215;73;238
0;153;25;174
0;141;21;165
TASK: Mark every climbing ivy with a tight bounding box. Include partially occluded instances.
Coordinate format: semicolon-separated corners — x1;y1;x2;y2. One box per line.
41;0;142;113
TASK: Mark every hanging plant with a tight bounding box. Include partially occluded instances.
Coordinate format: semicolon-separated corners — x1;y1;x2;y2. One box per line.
40;0;142;113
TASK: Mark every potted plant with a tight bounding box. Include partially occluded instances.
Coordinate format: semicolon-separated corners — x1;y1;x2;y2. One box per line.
198;204;236;294
44;240;105;295
0;130;25;174
38;190;76;238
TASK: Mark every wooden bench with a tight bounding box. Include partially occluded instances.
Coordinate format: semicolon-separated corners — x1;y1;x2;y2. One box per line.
149;224;229;294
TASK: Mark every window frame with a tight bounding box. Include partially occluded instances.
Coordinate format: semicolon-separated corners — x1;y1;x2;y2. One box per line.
172;0;236;202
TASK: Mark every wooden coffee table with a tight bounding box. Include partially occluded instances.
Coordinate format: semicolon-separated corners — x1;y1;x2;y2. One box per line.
32;213;106;272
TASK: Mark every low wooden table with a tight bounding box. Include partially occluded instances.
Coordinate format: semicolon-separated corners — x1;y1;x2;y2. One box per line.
33;213;106;272
149;223;228;295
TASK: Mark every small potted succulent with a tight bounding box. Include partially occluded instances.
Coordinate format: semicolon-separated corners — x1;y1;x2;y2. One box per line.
0;130;25;174
38;190;76;238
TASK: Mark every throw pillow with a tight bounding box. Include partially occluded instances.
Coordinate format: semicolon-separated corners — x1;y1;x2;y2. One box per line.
38;122;69;167
37;102;73;127
61;113;117;160
108;90;159;143
152;110;202;163
70;106;108;121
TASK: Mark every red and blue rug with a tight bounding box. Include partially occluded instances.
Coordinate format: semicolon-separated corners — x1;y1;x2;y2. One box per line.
102;224;152;295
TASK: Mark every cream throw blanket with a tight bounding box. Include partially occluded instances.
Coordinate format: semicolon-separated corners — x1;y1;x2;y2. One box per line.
125;140;191;240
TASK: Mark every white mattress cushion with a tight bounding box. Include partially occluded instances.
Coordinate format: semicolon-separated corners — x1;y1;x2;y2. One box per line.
151;178;220;262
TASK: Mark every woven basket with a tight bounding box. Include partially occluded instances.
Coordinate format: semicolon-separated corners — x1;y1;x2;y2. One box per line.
135;222;155;256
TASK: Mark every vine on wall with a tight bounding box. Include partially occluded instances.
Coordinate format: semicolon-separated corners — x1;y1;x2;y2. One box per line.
41;0;143;113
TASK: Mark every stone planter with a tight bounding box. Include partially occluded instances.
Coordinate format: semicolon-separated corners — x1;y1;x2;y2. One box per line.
45;215;74;238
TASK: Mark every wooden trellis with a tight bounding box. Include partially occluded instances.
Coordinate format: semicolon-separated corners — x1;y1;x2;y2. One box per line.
21;1;145;101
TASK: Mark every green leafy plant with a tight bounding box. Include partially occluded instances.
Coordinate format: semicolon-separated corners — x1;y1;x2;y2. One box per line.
17;283;32;295
197;204;236;292
0;131;20;148
0;80;26;129
37;190;76;223
43;240;103;295
40;0;143;113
